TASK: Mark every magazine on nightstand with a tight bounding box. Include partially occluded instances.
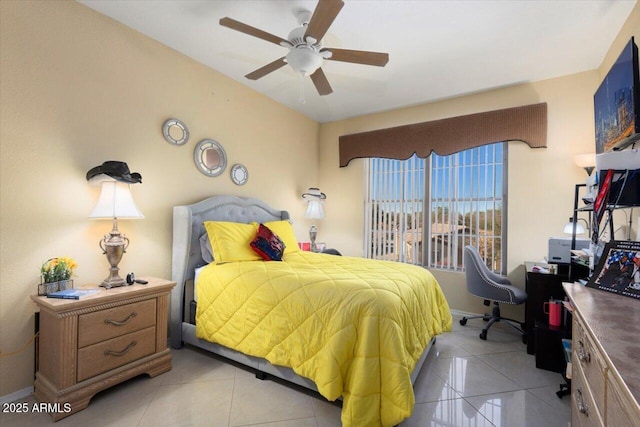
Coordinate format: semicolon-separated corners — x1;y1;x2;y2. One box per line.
46;289;99;300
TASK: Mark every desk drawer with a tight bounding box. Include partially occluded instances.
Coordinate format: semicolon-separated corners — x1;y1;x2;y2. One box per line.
77;326;156;382
571;359;604;427
573;314;607;416
78;299;156;347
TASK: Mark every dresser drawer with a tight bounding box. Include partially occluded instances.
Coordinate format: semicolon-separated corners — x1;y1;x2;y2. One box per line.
571;358;604;427
77;326;156;382
607;370;640;427
78;299;156;347
573;314;607;416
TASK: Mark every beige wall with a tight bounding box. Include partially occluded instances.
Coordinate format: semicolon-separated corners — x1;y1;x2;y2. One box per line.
1;0;638;399
317;3;640;318
0;1;318;397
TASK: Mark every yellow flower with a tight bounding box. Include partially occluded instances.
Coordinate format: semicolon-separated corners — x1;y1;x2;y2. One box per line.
41;256;77;283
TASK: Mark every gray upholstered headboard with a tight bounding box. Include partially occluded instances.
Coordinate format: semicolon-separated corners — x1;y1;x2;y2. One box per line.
170;195;289;348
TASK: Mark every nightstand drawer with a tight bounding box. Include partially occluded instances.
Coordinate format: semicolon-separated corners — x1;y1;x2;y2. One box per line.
78;299;156;347
77;326;156;382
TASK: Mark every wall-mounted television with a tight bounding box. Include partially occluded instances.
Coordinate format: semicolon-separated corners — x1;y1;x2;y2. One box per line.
594;36;640;153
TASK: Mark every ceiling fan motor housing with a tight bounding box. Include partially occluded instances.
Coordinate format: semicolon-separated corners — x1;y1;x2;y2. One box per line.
287;26;316;48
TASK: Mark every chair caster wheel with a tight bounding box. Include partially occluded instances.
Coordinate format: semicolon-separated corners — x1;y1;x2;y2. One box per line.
479;330;487;340
460;318;467;326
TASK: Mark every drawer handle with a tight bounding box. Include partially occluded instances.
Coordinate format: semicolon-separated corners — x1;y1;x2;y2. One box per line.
104;312;137;326
104;341;137;357
577;339;591;363
576;388;589;416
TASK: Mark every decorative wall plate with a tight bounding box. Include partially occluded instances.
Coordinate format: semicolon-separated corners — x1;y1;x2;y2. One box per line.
194;139;227;177
230;164;248;185
162;118;190;146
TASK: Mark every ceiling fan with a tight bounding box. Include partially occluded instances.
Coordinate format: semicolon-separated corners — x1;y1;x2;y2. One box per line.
219;0;389;99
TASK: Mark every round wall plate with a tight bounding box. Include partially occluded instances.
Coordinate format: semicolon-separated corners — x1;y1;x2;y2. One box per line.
162;118;189;146
194;139;227;177
230;164;248;185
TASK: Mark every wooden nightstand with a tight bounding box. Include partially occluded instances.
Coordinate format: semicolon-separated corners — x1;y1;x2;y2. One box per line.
30;277;175;421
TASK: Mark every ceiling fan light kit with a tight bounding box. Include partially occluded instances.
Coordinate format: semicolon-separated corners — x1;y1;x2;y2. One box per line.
219;0;388;99
286;48;323;77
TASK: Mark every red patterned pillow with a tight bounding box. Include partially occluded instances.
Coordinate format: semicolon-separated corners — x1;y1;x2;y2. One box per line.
250;223;286;261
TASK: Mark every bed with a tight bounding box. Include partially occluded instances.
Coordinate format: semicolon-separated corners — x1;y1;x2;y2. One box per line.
170;195;452;427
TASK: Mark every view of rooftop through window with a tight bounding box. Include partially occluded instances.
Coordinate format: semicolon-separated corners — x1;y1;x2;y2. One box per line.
365;143;506;273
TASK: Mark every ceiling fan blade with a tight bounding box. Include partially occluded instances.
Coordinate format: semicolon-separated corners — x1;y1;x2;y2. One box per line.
245;57;287;80
325;48;389;67
304;0;344;43
220;17;289;46
310;68;333;95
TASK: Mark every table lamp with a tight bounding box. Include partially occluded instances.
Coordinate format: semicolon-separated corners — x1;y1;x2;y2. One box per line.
87;161;143;288
302;187;326;252
563;217;587;235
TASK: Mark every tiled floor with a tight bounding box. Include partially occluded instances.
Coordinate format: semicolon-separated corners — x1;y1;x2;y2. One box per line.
2;314;570;426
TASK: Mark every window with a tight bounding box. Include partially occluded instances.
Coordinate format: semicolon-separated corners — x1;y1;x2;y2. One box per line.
365;143;506;273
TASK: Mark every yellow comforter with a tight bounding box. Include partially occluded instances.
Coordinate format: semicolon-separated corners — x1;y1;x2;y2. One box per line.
196;251;452;426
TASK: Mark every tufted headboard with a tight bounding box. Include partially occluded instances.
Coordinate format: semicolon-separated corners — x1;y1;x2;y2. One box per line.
170;195;289;347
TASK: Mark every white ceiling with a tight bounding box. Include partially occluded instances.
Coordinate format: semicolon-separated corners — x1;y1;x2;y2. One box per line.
78;0;636;123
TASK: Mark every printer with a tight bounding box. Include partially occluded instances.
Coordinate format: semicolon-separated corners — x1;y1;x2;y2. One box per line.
548;237;590;264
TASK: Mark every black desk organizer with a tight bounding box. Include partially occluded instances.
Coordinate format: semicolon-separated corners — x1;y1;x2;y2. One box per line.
525;266;572;398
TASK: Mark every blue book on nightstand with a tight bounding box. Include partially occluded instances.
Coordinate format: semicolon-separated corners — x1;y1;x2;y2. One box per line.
46;289;98;300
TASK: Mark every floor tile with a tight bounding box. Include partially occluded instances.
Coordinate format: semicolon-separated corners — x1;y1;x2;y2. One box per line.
237;418;319;427
412;364;462;403
431;333;473;358
229;377;316;426
476;351;563;388
138;379;234;427
432;355;522;397
160;347;237;385
465;389;571;427
528;384;572;411
310;397;342;427
400;398;495;426
443;328;525;356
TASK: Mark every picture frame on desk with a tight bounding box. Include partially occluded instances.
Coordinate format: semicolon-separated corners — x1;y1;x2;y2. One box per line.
587;240;640;300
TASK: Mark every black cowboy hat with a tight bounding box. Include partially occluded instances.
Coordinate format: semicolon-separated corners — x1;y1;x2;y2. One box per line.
86;161;142;184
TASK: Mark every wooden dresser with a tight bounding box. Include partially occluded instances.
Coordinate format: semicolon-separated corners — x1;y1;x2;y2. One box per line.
563;283;640;427
31;277;175;421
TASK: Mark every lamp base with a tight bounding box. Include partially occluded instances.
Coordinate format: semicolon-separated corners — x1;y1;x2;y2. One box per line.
100;275;126;289
98;219;130;289
309;224;319;253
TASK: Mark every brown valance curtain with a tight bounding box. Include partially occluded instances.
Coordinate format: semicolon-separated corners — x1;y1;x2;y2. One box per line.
339;102;547;167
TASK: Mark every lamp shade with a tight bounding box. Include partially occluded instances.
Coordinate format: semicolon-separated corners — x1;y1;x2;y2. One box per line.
305;200;325;220
574;153;596;175
89;181;144;219
563;218;586;235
